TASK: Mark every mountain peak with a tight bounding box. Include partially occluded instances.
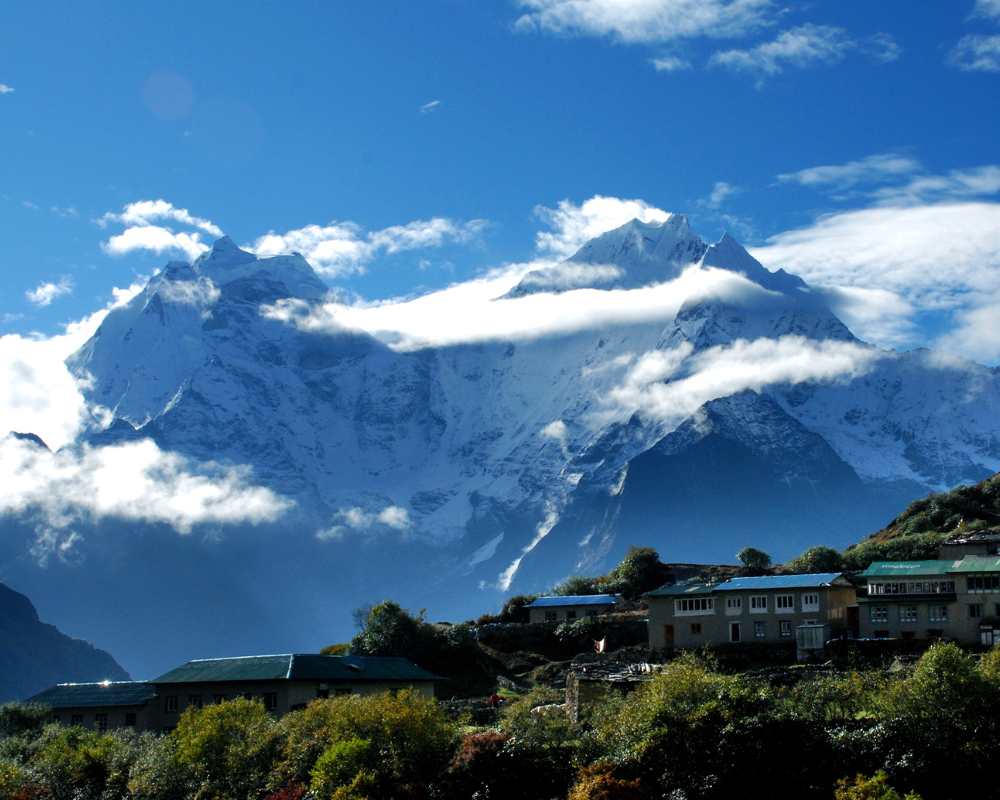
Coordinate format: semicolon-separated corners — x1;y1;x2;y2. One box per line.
191;237;329;300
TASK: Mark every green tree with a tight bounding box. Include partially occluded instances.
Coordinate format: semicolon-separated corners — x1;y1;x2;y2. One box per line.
784;544;844;574
736;546;772;571
601;546;671;601
553;575;599;596
836;771;923;800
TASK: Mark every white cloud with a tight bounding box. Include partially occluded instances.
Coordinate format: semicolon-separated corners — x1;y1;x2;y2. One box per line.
0;280;146;450
651;55;692;71
814;286;916;349
709;25;898;81
534;195;670;259
250;217;488;278
316;504;412;540
949;34;1000;72
515;0;774;44
0;84;13;94
498;500;561;591
156;277;221;311
99;200;223;261
0;437;291;545
540;419;569;444
419;100;441;113
778;153;921;191
263;262;771;351
26;276;74;307
749;202;1000;361
706;181;736;207
102;225;211;261
604;335;877;427
99;200;223;237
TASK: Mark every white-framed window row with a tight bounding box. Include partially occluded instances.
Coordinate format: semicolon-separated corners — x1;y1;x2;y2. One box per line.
801;593;820;612
726;597;742;615
967;575;1000;593
750;596;768;613
674;597;715;616
867;580;956;596
775;595;794;614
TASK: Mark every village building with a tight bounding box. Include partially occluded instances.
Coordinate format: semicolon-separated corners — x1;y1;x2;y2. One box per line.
858;555;1000;645
527;594;618;623
28;682;157;732
28;653;444;733
645;573;856;650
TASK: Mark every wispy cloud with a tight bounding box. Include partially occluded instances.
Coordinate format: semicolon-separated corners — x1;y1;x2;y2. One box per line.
419;100;441;113
778;153;921;191
972;0;1000;20
651;55;692;71
0;84;13;94
949;34;1000;72
26;276;75;307
316;504;412;540
709;24;898;83
515;0;774;44
250;217;488;278
749;202;1000;361
22;201;39;210
98;200;223;236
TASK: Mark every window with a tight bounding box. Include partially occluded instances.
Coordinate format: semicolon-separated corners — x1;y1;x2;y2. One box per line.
125;713;137;727
779;620;791;637
544;611;557;622
335;688;352;697
870;606;888;624
214;694;227;704
899;606;918;623
726;597;742;615
164;696;178;713
95;714;107;731
316;689;329;699
754;621;766;638
929;605;948;622
690;623;702;635
189;695;203;709
263;693;278;711
802;593;819;611
674;597;715;615
71;714;83;727
566;610;577;620
730;622;741;643
868;580;956;595
776;595;794;612
750;596;767;613
969;603;985;619
967;575;1000;593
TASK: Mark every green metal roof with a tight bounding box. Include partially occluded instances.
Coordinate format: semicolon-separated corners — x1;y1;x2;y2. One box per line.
152;654;444;684
27;682;156;709
948;556;1000;572
859;560;958;577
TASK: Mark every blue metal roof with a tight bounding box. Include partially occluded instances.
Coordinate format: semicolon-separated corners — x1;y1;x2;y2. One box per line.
528;594;617;607
152;654;444;683
646;573;846;597
717;573;845;591
27;682;156;709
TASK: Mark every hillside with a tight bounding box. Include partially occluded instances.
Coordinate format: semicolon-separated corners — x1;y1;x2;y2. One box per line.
0;582;129;703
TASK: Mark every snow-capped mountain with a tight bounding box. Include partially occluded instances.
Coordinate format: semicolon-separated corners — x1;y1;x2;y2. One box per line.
4;216;999;676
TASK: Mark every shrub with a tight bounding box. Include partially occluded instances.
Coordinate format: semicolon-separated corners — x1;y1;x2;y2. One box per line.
0;704;52;740
600;546;671;601
553;576;600;596
309;737;373;800
736;546;772;571
835;771;923;800
784;545;844;574
171;697;282;800
567;762;646;800
272;689;454;795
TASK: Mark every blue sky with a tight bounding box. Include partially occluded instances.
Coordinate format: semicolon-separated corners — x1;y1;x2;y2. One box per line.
2;0;1000;413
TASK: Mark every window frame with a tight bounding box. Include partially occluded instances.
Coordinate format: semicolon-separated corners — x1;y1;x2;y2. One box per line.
754;621;766;638
750;596;768;613
775;594;795;613
779;620;792;637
